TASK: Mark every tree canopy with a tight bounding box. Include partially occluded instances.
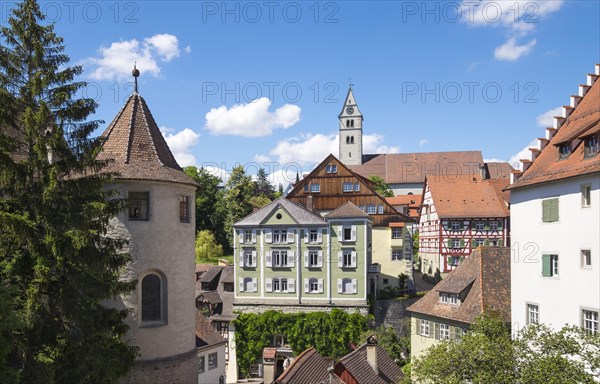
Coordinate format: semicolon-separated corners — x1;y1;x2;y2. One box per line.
195;230;224;264
369;175;394;197
412;312;600;384
0;1;137;381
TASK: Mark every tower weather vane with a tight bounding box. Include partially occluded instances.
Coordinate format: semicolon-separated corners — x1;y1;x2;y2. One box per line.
132;63;140;93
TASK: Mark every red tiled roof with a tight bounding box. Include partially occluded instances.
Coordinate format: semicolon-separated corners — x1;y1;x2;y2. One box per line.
407;247;511;324
426;174;509;218
336;342;403;384
97;93;198;187
350;151;484;184
273;347;333;384
196;311;225;348
509;67;600;190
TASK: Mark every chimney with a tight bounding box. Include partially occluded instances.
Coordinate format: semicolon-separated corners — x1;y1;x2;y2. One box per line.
306;195;314;212
366;336;378;374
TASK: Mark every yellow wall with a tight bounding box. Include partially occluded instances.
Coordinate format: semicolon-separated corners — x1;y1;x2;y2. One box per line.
372;227;411;291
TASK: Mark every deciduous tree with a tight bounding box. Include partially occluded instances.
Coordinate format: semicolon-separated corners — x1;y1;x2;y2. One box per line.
369;175;394;197
195;230;224;264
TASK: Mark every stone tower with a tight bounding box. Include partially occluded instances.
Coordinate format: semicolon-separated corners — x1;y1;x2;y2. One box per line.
338;85;363;166
98;68;198;383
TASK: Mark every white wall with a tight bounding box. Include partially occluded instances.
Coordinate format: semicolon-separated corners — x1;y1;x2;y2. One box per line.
198;344;226;384
511;174;599;332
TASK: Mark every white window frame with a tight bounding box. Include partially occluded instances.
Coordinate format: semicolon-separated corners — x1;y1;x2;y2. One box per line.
377;204;384;214
582;309;599;334
309;278;319;293
440;292;448;303
440;323;450;340
366;204;376;214
343;251;353;268
308;230;319;243
490;221;499;230
243;230;253;243
392;249;402;261
581;249;592;268
475;221;484;231
451;221;461;230
343;182;353;192
340;225;356;242
527;303;539;324
551;254;559;276
449;293;459;305
354;183;360;192
391;227;402;239
208;352;218;370
420;320;430;337
198;355;205;373
582;184;591;207
271;250;288;268
310;184;320;193
474;239;485;247
243;250;256;268
451;238;461;249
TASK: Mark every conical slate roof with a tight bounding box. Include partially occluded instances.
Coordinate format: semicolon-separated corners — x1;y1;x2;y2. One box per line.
97;93;197;187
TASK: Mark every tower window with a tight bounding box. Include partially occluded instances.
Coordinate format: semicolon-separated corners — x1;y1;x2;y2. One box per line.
141;272;166;324
346;120;350;127
129;192;149;221
350;136;354;144
346;136;350;144
350;120;354;127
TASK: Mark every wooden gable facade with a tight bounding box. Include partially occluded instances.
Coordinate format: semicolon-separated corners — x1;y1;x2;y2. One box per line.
287;155;409;227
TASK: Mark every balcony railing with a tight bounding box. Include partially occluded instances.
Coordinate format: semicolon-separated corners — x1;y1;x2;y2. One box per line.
367;263;381;273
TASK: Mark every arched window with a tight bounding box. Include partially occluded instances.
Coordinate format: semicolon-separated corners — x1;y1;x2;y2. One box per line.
141;272;166;323
346;120;350;127
350;120;354;127
350;136;355;144
346;136;350;144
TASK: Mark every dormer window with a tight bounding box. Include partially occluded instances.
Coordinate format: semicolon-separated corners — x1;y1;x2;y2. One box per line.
559;143;571;159
440;292;460;305
326;164;337;174
584;135;599;158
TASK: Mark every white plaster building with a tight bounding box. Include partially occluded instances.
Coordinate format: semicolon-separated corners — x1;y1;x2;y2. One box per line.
99;70;199;383
509;64;600;335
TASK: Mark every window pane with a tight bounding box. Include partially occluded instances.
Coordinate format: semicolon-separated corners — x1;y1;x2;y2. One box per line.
129;192;149;220
142;274;161;321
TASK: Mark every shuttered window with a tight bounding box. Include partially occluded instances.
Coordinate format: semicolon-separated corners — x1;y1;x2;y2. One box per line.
542;198;559;222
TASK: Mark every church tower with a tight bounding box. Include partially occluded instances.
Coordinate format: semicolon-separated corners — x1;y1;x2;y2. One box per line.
338;85;363;166
99;67;199;383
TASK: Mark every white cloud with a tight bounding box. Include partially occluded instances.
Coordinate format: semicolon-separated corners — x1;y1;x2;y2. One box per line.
202;165;230;183
253;154;272;163
185;45;192;53
204;98;301;137
419;138;428;147
536;106;562;127
268;169;298;190
160;126;201;167
84;34;184;81
144;34;181;62
268;132;398;166
494;38;536;61
460;1;563;61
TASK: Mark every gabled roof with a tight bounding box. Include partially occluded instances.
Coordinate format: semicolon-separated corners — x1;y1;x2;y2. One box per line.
509;64;600;189
196;311;226;348
350;151;484;184
425;174;509;218
325;201;371;220
234;197;326;227
336;342;403;384
97;93;197;187
199;266;224;283
407;247;511;324
273;347;333;384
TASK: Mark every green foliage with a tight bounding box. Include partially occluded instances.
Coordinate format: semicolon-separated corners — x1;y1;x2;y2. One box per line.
254;167;275;199
369;175;394;197
195;230;224;264
361;323;411;367
0;1;137;381
234;309;370;378
249;195;271;209
412;312;600;383
0;286;23;383
183;166;228;252
224;166;255;250
412;231;419;258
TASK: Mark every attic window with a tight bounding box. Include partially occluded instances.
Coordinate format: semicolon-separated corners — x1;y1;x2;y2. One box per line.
440;292;459;305
558;143;571;159
584;135;599;158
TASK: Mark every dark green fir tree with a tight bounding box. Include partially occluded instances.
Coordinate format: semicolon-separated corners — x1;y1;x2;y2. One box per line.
0;0;138;382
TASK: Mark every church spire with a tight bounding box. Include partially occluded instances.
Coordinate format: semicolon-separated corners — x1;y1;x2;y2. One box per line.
338;85;363;166
132;63;140;94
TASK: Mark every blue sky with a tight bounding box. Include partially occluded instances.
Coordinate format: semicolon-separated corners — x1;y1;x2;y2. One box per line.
8;0;599;187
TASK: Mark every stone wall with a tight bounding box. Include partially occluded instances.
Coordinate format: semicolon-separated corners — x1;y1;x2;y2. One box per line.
233;303;368;316
121;348;198;384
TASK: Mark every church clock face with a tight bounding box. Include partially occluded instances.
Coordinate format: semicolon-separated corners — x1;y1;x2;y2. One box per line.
346;106;354;114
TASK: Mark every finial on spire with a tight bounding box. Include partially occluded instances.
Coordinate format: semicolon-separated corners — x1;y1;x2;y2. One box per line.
348;77;354;89
132;63;140;94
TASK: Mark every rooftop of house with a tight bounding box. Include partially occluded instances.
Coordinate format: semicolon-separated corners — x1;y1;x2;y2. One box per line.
325;201;372;220
425;174;509;218
335;339;403;384
386;194;422;220
234;197;327;227
508;64;600;190
97;89;197;187
350;151;485;184
273;347;335;384
196;265;237;322
407;246;511;325
195;311;226;348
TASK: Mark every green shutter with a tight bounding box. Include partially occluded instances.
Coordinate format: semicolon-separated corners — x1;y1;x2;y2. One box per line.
471;238;476;247
460;239;465;248
497;221;503;230
484;239;490;246
415;318;421;335
447;239;452;248
543;199;559;222
484;221;490;230
497;239;503;247
542;254;551;277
